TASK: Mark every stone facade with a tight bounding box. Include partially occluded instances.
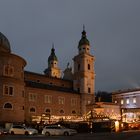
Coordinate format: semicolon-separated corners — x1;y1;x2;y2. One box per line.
0;29;95;124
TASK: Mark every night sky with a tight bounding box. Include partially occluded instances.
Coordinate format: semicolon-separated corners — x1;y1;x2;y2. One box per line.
0;0;140;92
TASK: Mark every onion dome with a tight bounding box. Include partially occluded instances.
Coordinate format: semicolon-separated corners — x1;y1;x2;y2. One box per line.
48;47;58;62
0;32;11;53
78;26;90;48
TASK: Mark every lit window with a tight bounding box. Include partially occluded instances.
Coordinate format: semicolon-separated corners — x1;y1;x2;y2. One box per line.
3;103;13;109
121;99;124;105
71;98;77;106
45;95;52;103
3;85;14;96
133;97;136;104
126;98;129;104
87;100;91;104
30;107;36;113
29;93;37;101
58;97;65;105
115;100;117;104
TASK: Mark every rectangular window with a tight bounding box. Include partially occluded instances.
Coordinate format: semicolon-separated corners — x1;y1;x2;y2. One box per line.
9;67;14;76
133;97;136;104
58;97;65;105
71;98;77;106
126;98;129;104
29;93;37;101
115;100;118;104
88;64;90;70
4;66;9;75
78;64;80;71
45;95;52;103
4;85;9;95
22;90;25;97
3;85;14;96
3;65;14;77
88;87;91;93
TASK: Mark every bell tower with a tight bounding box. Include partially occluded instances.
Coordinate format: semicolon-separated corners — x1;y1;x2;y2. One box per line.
44;45;61;78
73;26;95;115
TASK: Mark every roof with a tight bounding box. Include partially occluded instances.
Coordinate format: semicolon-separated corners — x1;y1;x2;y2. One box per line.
0;32;11;53
48;47;58;62
25;80;79;94
78;29;90;47
24;70;73;82
112;88;140;95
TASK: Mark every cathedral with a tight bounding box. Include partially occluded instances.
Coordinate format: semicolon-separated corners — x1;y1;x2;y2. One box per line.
0;28;96;124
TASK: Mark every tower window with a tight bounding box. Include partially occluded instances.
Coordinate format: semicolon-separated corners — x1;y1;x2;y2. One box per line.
88;87;91;93
78;64;80;71
22;106;24;110
88;64;90;70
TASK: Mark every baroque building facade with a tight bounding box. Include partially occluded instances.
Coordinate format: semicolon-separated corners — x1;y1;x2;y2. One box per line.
0;28;96;125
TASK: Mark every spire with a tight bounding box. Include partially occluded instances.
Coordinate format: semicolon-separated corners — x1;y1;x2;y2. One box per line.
51;43;55;55
48;44;58;62
78;25;90;47
82;24;86;38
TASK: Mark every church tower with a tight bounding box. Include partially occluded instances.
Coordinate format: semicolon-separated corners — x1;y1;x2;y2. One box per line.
73;26;95;115
44;46;61;78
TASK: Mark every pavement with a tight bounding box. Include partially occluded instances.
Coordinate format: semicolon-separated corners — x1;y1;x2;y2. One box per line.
0;131;140;140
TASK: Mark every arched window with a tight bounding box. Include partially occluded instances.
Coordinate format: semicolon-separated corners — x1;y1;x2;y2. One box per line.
3;103;12;109
30;107;36;113
46;108;51;113
60;109;64;114
72;110;76;114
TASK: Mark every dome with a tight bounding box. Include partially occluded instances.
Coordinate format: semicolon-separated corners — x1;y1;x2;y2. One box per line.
78;28;90;47
48;47;58;62
0;32;11;53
